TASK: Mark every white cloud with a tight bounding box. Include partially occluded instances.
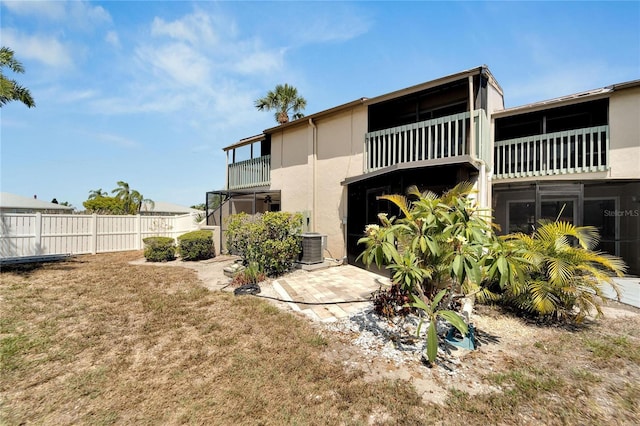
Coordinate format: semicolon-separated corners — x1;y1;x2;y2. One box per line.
68;1;111;26
1;0;66;20
286;5;373;45
1;0;111;28
151;11;218;45
234;49;285;74
136;42;212;88
1;29;74;69
105;31;120;48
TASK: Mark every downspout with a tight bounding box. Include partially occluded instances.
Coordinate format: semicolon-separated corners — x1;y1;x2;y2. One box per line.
309;118;317;232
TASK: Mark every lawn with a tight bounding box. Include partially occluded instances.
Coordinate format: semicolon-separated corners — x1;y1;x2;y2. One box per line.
1;252;639;425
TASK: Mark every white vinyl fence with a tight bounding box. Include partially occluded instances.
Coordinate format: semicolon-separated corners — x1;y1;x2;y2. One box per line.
1;213;200;259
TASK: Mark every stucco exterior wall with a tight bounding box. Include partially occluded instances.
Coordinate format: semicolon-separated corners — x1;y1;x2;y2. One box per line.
270;125;310;219
267;105;367;259
314;105;367;259
609;87;640;179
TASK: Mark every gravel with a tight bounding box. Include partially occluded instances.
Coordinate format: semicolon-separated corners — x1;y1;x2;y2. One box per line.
323;308;467;370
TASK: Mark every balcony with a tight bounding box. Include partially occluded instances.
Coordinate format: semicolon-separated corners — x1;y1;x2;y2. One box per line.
227;155;270;190
493;125;609;180
364;110;490;173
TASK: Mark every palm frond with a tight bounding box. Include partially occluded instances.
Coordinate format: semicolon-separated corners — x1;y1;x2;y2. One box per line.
378;194;413;219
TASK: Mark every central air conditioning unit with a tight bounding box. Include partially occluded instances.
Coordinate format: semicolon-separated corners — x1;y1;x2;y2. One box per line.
299;233;325;264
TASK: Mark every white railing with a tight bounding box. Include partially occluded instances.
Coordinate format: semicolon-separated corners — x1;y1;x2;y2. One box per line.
493;125;609;179
0;213;200;259
228;155;271;190
364;110;489;173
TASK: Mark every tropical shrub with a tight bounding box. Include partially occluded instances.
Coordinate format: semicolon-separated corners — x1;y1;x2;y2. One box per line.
226;211;303;276
357;182;496;363
177;230;215;261
357;182;627;331
358;182;498;299
504;221;626;322
143;236;176;262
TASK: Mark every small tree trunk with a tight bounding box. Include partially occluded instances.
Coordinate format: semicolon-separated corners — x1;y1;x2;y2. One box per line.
461;294;475;323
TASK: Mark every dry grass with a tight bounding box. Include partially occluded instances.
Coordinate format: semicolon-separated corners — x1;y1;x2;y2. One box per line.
1;252;639;425
0;252;432;425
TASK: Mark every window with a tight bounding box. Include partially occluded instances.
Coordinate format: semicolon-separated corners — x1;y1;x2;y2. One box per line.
507;201;535;234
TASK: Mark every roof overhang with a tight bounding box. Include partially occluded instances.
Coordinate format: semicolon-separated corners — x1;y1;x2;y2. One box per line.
223;134;266;152
494;78;640;118
341;156;479;186
365;66;498;106
263;98;368;134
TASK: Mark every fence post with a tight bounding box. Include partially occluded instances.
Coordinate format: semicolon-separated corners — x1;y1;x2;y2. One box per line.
136;215;142;250
91;213;98;254
34;212;42;255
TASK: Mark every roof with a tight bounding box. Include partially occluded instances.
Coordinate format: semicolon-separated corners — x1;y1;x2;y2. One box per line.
494;78;640;118
225;65;501;151
140;201;203;214
223;133;267;152
0;192;74;211
364;65;501;106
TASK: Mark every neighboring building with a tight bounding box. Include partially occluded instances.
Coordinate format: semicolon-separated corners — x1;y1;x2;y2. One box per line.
208;66;640;275
140;201;203;217
0;192;74;214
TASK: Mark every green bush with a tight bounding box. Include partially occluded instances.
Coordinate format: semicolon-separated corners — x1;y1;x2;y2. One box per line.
177;230;215;261
143;236;176;262
226;211;303;276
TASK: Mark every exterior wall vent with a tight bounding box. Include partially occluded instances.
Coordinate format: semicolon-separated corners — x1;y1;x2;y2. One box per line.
299;233;324;264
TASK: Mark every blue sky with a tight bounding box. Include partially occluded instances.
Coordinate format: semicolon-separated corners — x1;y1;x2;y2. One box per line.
1;1;638;210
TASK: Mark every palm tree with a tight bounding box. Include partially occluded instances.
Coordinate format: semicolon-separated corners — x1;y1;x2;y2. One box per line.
254;84;307;124
507;221;627;322
112;181;153;214
0;46;35;108
111;181;133;214
88;188;107;199
131;190;154;214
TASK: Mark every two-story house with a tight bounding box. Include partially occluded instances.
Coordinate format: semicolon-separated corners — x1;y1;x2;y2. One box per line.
208;66;640;275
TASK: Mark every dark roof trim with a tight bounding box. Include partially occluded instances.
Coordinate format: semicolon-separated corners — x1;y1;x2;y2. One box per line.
364;65;501;106
494;78;640;118
223;133;266;152
341;156;479;186
263;98;368;134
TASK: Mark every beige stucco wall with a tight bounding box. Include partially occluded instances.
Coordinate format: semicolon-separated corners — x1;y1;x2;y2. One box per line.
270;125;310;219
609;87;640;179
268;105;367;259
314;105;367;259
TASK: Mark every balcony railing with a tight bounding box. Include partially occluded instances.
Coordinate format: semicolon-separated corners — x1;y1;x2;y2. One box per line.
364;110;489;173
493;125;609;180
227;155;270;190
